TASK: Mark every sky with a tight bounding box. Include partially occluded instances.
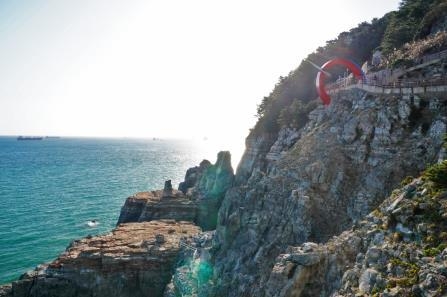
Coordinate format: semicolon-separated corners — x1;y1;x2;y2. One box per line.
0;0;400;142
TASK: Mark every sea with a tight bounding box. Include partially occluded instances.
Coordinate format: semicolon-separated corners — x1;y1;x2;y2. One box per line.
0;136;243;285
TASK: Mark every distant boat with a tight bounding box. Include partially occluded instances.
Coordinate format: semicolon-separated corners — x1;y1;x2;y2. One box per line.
17;136;43;141
45;136;61;139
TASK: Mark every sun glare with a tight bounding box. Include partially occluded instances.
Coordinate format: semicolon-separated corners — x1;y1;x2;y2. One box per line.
0;0;399;140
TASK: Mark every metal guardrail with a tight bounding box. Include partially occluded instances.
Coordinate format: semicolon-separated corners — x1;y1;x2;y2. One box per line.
325;49;447;93
361;77;447;88
327;78;447;95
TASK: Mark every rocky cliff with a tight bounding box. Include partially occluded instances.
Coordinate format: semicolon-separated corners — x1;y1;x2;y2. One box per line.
149;86;447;297
267;172;447;297
168;90;446;297
1;221;200;297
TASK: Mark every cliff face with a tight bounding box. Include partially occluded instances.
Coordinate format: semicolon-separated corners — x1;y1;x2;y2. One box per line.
210;90;447;296
2;221;200;297
267;175;447;297
192;151;234;231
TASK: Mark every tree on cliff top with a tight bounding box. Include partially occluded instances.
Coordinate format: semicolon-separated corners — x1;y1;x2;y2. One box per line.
381;0;445;53
252;0;446;136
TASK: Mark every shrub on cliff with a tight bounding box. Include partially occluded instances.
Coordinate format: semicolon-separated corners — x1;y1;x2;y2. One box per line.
277;100;317;129
423;160;447;189
381;0;442;53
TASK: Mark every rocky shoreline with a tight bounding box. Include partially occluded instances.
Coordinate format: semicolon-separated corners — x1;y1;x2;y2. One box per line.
0;152;234;297
2;221;200;297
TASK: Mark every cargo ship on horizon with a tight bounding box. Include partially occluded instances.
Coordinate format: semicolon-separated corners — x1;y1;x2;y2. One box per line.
17;136;43;141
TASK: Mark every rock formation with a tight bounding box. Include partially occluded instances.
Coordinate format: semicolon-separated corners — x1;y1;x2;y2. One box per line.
158;86;446;296
191;151;234;231
1;221;200;297
178;160;212;195
189;91;446;296
118;151;234;231
117;190;197;224
267;175;447;296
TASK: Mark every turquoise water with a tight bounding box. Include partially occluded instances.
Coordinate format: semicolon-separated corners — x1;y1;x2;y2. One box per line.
0;136;242;284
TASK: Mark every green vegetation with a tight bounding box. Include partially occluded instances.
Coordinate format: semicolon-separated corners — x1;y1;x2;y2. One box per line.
277;100;318;129
252;0;447;137
381;0;446;54
423;243;447;256
400;176;414;186
422;160;447;189
388;258;420;287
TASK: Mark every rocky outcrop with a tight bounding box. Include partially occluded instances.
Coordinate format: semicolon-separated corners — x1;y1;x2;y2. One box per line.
118;152;234;231
265;127;300;163
2;221;200;297
266;175;447;296
117;190;197;225
178;160;211;194
208;90;447;296
266;233;362;297
235;133;278;185
191;151;234;231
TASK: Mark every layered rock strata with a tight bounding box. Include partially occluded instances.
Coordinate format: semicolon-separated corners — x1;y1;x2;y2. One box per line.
2;221;200;297
117;190;196;224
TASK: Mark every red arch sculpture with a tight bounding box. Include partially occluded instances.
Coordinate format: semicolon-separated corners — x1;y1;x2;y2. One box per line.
316;58;365;105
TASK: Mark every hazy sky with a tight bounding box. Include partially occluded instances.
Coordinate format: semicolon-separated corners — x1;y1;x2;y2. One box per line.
0;0;400;140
